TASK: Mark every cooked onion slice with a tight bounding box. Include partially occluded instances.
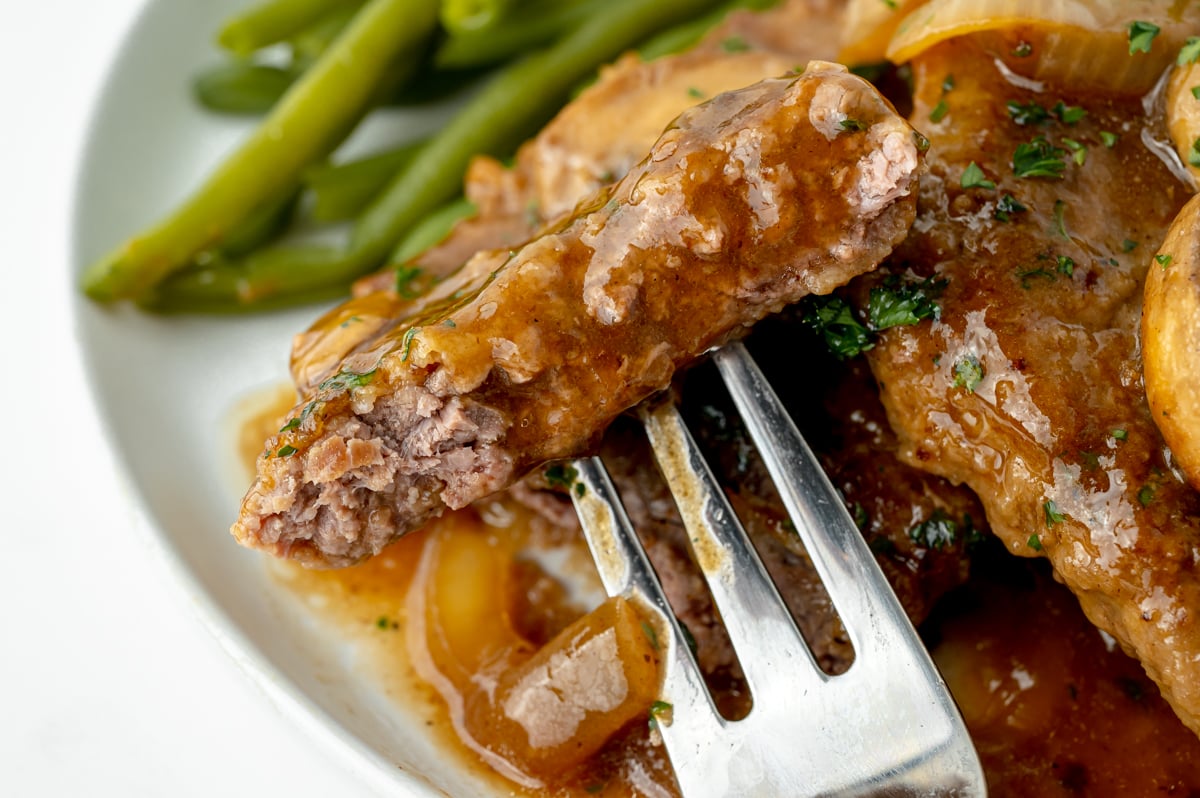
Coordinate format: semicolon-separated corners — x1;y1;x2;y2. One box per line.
1143;193;1200;491
839;0;929;65
886;0;1200;95
1167;61;1200;185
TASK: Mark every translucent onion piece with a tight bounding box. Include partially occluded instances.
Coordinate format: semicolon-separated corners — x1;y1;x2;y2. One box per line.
887;0;1200;95
840;0;929;65
1167;61;1200;183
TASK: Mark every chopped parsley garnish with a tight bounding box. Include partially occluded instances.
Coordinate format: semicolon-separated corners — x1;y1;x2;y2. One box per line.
1053;199;1070;238
317;368;377;392
1053;101;1086;125
1179;36;1200;65
1156;253;1173;268
929;99;949;123
880;0;898;10
853;502;870;530
648;701;673;731
960;161;995;190
953;355;984;392
376;616;390;630
279;417;301;433
1027;533;1044;551
1128;21;1160;54
1056;255;1075;276
909;509;958;549
840;118;867;132
1189;137;1200;166
394;265;426;299
276;444;298;458
1100;131;1119;148
1112;428;1129;441
1137;484;1156;506
1193;85;1200;100
1122;238;1139;253
1013;137;1067;179
1012;41;1033;57
640;621;660;651
994;193;1027;222
1017;266;1056;287
1007;100;1050;126
545;463;580;490
401;326;420;361
868;276;943;328
941;74;956;93
802;296;875;358
1062;138;1087;166
720;35;750;52
805;278;943;359
687;86;704;99
913;131;931;152
1044;500;1066;526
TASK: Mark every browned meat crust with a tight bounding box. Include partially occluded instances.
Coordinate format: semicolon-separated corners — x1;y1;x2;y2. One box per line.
863;37;1200;734
233;63;923;567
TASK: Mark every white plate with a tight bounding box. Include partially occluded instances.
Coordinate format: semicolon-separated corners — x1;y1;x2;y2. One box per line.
72;2;490;795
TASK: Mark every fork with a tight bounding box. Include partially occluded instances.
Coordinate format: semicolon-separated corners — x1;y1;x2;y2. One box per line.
569;341;986;797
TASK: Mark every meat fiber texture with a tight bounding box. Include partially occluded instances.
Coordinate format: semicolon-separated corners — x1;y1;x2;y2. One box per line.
233;61;923;567
862;38;1200;736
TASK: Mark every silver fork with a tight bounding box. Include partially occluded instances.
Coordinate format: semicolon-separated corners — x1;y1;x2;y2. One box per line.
569;342;986;797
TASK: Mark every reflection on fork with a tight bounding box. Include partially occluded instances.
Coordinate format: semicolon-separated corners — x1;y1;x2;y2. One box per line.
569;342;986;797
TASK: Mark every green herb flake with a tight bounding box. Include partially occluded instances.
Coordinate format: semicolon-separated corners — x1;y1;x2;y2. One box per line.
941;74;956;93
339;315;362;329
400;327;420;361
1079;450;1101;470
721;35;750;52
585;785;605;795
1056;255;1076;276
1053;199;1070;238
868;276;943;329
1027;533;1044;551
1193;85;1200;100
1179;36;1200;65
1017;266;1056;288
376;616;390;630
648;701;674;731
840;118;867;132
442;319;456;328
1100;130;1119;148
960;161;996;190
853;502;870;530
1122;238;1139;253
276;444;298;458
1138;484;1156;506
1012;41;1033;57
1053;101;1087;125
913;131;931;152
880;0;898;9
1063;138;1088;166
929;99;949;123
1044;500;1066;526
953;355;984;393
687;86;704;99
545;463;580;490
1007;100;1050;126
909;509;958;549
1113;428;1129;441
1013;137;1067;179
279;417;301;433
1189;137;1200;167
994;193;1027;222
394;265;425;299
802;295;874;359
640;621;660;651
1156;253;1174;269
1128;21;1161;54
574;482;586;498
317;368;377;393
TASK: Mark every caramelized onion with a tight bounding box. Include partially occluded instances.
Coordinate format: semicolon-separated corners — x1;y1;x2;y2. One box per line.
1167;61;1200;184
840;0;929;65
886;0;1200;95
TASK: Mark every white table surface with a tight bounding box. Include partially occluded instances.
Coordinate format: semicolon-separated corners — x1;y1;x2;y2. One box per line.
0;3;388;795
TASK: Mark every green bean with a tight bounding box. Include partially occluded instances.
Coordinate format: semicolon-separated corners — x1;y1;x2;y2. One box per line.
303;139;427;223
218;0;358;57
390;197;477;264
192;62;297;115
218;188;301;257
439;0;515;35
433;0;605;69
290;2;362;67
82;0;440;302
147;0;727;312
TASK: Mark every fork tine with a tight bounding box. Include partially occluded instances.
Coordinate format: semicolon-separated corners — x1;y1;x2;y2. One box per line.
638;399;824;698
